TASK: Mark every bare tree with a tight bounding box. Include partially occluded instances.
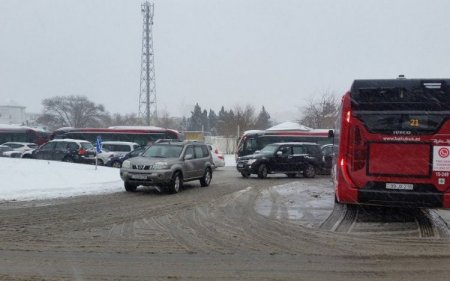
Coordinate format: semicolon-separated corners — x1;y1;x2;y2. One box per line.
299;92;339;129
108;113;145;127
233;104;256;135
37;96;109;130
154;110;182;130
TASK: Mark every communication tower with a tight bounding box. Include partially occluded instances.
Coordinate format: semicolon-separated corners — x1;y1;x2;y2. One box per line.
139;1;157;125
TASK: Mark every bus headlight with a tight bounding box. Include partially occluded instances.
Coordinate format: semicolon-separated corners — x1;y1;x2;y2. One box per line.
122;160;131;169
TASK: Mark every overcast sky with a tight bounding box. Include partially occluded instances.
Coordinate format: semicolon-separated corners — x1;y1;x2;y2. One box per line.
1;0;450;121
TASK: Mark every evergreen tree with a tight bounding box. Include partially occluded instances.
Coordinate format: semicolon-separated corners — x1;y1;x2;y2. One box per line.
187;103;203;131
254;106;272;129
208;109;218;135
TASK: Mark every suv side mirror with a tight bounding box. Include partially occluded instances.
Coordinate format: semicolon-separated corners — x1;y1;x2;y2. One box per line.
276;151;282;157
184;154;193;160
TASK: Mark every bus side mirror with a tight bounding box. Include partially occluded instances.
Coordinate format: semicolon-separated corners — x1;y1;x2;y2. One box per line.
328;130;334;138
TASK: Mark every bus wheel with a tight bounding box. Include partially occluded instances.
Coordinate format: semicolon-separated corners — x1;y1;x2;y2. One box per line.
257;164;268;179
303;164;316;178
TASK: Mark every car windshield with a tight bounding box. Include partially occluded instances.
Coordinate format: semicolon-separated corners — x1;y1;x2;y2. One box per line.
259;144;278;155
142;144;183;158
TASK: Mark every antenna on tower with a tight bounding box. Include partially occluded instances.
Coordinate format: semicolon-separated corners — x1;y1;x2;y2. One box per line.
139;1;157;125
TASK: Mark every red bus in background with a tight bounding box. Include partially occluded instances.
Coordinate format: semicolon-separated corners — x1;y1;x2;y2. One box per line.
334;78;450;208
54;126;182;146
0;125;50;145
236;122;333;158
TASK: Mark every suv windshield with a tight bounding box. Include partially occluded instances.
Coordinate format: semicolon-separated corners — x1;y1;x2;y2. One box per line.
259;144;278;155
142;144;183;158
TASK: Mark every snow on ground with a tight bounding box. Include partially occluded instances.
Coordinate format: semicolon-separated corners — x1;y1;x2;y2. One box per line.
0;157;122;201
0;154;236;202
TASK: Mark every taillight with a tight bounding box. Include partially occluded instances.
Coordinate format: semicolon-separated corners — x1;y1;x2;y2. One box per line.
349;127;366;171
218;155;224;160
215;149;219;154
79;149;87;155
346;110;351;123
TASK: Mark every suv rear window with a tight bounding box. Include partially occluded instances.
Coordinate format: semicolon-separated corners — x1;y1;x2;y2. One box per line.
81;142;94;150
103;144;131;152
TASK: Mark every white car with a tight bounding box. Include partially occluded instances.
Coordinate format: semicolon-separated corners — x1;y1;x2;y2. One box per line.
96;148;116;166
101;141;140;158
207;144;225;168
1;142;38;153
0;145;21;158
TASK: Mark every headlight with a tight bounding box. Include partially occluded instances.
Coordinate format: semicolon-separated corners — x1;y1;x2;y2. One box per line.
247;159;257;165
153;162;170;170
122;160;131;169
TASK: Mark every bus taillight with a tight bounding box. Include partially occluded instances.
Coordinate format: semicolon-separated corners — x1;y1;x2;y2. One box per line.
345;110;351;123
350;127;366;171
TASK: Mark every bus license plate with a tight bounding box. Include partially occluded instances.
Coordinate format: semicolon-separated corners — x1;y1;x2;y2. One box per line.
386;183;413;190
131;174;148;180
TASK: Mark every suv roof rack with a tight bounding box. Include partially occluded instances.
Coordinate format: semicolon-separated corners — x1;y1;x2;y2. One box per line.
154;139;184;144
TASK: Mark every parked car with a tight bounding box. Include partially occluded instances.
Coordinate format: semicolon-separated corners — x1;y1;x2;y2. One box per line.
101;141;140;157
31;139;96;164
95;148;116;166
0;145;21;158
236;142;325;179
207;144;225;168
320;144;336;175
1;142;38;152
106;146;147;168
120;141;214;193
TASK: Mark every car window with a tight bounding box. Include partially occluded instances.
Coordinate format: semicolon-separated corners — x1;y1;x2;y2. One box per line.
55;141;68;150
184;146;194;159
40;142;55;151
142;144;183;158
29;144;38;149
81;142;94;150
67;142;80;150
194;146;204;159
103;144;131;152
201;145;209;157
279;146;292;156
306;145;321;156
293;146;307;154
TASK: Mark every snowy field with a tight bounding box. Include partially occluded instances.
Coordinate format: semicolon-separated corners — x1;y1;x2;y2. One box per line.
0;155;237;202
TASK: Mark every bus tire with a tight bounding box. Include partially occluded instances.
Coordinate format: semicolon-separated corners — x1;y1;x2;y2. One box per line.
257;164;268;179
124;182;137;192
303;164;316;178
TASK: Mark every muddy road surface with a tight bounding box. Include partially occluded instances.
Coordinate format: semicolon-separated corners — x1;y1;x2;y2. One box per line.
1;168;450;280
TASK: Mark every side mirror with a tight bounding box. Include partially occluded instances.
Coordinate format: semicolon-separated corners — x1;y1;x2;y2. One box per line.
328;129;334;138
184;154;193;160
276;151;282;156
255;150;260;154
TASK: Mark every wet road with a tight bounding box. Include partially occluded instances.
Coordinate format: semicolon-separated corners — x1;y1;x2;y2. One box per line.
0;167;450;280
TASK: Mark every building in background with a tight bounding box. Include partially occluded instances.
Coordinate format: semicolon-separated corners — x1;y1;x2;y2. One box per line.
0;105;27;125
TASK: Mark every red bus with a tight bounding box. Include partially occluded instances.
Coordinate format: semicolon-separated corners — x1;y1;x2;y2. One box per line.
236;123;333;157
0;125;50;145
55;126;182;146
334;78;450;208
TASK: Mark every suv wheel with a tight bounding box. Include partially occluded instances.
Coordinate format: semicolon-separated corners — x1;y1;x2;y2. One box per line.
257;164;268;179
241;172;250;178
63;156;74;163
112;161;122;168
124;182;137;192
169;171;183;194
97;159;104;166
200;168;212;187
303;164;316;178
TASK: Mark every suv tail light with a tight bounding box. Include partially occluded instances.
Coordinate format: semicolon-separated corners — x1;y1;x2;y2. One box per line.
79;149;87;156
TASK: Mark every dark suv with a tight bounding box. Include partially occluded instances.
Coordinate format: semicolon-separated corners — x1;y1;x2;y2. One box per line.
120;141;214;193
236;142;325;179
32;139;96;164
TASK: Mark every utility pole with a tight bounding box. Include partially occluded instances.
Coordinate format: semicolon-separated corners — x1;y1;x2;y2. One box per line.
139;1;157;125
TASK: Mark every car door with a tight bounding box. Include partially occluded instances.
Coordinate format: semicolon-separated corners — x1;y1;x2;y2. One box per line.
272;145;292;172
35;142;56;160
182;146;196;179
292;145;308;171
53;141;69;161
193;145;206;177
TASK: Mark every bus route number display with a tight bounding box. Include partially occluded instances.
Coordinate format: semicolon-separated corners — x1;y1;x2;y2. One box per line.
433;146;450;171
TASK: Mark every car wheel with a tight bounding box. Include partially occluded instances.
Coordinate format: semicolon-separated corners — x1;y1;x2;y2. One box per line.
63;156;74;163
124;182;137;192
200;168;212;187
241;172;250;178
112;161;122;168
257;164;268;179
97;159;104;166
303;164;316;178
286;173;296;178
169;171;183;194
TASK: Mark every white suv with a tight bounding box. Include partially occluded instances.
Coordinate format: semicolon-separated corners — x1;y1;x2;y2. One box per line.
101;141;140;157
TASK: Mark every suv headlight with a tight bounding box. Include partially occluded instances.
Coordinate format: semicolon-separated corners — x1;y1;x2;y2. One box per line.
122;160;131;169
247;159;257;165
153;162;170;170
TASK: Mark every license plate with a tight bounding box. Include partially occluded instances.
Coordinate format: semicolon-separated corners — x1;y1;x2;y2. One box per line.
386;183;413;190
131;174;148;180
237;163;244;168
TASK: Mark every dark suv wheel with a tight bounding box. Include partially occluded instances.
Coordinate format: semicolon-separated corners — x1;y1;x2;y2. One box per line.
257;163;268;179
124;182;137;192
303;164;316;178
200;168;212;187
